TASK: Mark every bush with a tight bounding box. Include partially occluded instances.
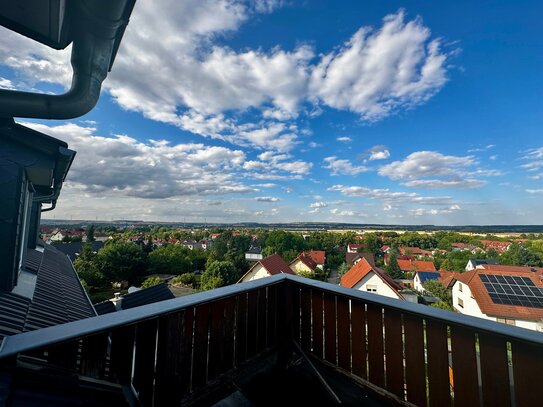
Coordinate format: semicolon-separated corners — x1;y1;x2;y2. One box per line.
171;273;195;286
141;276;162;289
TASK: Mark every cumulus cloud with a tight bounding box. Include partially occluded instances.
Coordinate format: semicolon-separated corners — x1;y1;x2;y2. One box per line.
409;204;461;216
378;150;501;189
324;157;368;176
358;145;390;162
309;10;449;121
328;184;453;205
22;122;255;199
0;77;15;90
0;4;452;153
255;196;280;202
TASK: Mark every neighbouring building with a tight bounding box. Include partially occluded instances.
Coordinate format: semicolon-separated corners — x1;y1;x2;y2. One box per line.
397;259;437;274
480;240;511;253
237;254;294;282
399;247;433;258
413;270;454;292
465;258;498;271
300;250;326;270
340;258;404;300
289;254;318;275
245;243;263;261
347;244;365;253
94;283;174;314
345;252;375;266
452;268;543;332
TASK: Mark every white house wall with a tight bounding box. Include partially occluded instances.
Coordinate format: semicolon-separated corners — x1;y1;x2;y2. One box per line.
352;272;400;300
240;264;269;282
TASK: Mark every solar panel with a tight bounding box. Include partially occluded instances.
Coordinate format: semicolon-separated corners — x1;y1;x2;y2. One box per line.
479;274;543;309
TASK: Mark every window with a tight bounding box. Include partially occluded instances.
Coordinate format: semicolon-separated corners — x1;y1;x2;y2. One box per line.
497;318;516;326
458;282;463;292
458;298;464;308
366;285;377;292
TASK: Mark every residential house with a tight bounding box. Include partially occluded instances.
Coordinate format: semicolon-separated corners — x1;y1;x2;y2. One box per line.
347;243;365;253
182;239;202;250
238;254;294;282
481;240;511;253
399;247;433;258
346;252;375;266
413;270;454;292
397;259;437;273
300;250;326;270
199;239;213;250
452;268;543;332
476;263;543;274
451;242;481;253
465;258;498;271
245;243;263;261
289;254;318;275
340;258;404;300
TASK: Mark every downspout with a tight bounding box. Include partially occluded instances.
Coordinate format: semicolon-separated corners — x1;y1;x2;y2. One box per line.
0;0;134;119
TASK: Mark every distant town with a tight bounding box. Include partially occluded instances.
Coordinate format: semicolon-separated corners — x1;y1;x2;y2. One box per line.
43;221;543;333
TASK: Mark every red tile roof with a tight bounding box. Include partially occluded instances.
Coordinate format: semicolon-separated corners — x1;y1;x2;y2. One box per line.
291;254;318;271
345;252;374;266
301;250;326;265
340;258;403;298
238;253;294;282
399;247;433;256
480;240;511;253
397;259;436;272
456;268;543;321
477;264;543;275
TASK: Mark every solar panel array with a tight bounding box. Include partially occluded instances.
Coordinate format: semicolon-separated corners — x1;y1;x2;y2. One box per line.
479;274;543;308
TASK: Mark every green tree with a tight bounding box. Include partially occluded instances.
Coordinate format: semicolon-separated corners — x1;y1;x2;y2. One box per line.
500;243;542;267
201;260;238;290
141;276;162;288
148;244;192;275
73;242;105;287
361;233;381;255
95;241;147;284
386;250;403;279
337;262;350;278
422;280;453;308
86;225;95;242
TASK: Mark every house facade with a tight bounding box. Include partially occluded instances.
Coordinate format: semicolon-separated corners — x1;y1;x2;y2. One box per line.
289;254;318;275
452;268;543;332
238;254;294;282
340;258;403;300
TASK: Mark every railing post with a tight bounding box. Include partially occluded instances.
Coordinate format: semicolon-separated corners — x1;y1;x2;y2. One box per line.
276;280;294;368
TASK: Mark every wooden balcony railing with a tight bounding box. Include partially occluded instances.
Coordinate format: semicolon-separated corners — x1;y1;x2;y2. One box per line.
1;274;542;406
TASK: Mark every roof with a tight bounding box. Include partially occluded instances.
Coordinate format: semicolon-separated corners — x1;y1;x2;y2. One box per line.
347;244;365;251
120;283;174;310
469;259;498;266
439;272;461;288
416;272;442;284
0;243;95;343
93;300;116;315
399;247;433;256
291;254;318;271
455;268;543;321
340;258;403;298
302;250;325;265
51;241;104;261
477;264;543;275
345;252;374;266
397;259;436;272
246;244;262;254
238;254;294;282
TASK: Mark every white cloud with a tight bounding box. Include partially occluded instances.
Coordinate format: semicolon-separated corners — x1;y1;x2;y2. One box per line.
409;204;461;216
310;202;328;208
403;179;486;189
308;141;322;148
337;136;352;142
254;183;277;188
369;147;390;160
22;122;255;199
324;156;368;176
328;184;453;205
379;151;475;180
526;189;543;194
0;5;452;152
0;77;15;90
521;148;543;173
255;196;280;202
309;10;449;121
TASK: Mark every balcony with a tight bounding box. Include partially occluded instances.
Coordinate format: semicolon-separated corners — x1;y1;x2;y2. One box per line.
0;274;541;406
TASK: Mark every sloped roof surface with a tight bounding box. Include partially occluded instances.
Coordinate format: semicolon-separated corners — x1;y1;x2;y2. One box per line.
417;271;441;284
397;259;436;272
121;283;174;310
0;243;95;342
341;258;403;297
259;254;295;276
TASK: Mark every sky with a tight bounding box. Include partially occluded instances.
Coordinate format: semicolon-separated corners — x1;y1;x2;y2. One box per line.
1;0;543;225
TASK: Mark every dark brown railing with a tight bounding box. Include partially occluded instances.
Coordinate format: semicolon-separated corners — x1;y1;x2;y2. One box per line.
1;274;542;406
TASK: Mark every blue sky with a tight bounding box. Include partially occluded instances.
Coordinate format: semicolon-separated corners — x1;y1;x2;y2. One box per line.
1;0;543;225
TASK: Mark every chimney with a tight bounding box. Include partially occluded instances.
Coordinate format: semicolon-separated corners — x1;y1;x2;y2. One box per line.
111;292;123;310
